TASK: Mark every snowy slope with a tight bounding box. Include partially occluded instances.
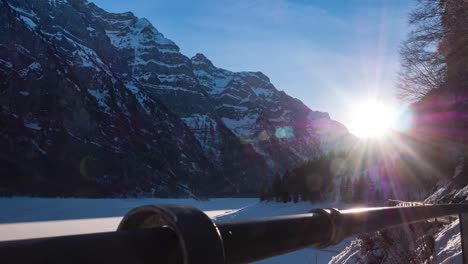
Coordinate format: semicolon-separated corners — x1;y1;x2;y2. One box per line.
330;217;464;264
433;219;463;263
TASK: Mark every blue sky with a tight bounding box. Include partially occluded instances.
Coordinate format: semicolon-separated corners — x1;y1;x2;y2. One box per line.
91;0;415;129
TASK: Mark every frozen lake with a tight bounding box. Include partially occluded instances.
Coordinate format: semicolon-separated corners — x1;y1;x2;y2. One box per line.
0;197;352;263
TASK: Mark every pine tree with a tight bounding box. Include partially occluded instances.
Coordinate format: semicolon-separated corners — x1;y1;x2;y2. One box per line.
259;181;271;201
340;176;349;202
281;170;292;203
357;173;368;202
292;192;299;203
352;177;365;202
272;172;282;202
366;173;376;204
374;188;382;203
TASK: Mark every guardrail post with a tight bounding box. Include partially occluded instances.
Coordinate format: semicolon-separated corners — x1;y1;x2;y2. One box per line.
460;213;468;264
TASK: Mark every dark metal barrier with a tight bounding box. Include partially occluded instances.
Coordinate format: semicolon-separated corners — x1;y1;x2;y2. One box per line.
0;203;467;264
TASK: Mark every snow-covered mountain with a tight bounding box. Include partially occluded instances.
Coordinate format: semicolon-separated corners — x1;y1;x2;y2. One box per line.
0;0;349;197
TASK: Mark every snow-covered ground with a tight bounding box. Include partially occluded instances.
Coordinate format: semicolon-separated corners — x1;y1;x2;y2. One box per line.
0;198;352;263
433;219;463;263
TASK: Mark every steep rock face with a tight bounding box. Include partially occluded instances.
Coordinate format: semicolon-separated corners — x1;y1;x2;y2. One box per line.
80;1;270;192
0;0;219;196
191;53;348;171
0;0;349;196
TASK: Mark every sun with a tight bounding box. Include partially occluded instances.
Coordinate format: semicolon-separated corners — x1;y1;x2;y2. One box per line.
349;101;396;138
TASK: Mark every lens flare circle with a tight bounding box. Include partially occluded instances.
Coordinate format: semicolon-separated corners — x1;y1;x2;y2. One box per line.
275;126;294;139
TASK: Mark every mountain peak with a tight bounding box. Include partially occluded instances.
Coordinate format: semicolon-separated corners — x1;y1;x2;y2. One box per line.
135;17;152;29
254;71;270;82
191;53;214;67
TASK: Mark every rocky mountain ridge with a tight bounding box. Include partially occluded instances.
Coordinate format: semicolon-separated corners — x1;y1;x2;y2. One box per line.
0;0;349;197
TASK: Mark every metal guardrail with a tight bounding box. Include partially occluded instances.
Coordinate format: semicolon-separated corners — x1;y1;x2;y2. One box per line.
0;203;467;263
388;199;425;207
388;199;458;224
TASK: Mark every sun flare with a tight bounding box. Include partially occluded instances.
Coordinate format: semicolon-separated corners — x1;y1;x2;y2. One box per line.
349;101;396;138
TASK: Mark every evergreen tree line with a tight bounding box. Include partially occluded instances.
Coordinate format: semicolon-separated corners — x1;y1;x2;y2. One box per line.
259;153;387;203
339;172;383;204
260;153;351;202
259;156;335;202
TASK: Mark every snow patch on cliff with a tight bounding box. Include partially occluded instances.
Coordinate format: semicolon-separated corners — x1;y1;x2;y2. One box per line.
182;114;221;158
19;15;37;30
222;115;258;137
105;18;175;49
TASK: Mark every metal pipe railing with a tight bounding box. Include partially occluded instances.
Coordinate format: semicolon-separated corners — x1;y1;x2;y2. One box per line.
0;203;467;264
217;213;331;263
0;226;182;264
